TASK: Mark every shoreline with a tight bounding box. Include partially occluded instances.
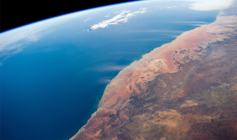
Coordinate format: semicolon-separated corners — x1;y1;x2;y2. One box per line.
70;1;237;139
71;25;215;140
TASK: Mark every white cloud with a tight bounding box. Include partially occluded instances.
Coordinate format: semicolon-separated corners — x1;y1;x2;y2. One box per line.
84;18;91;22
90;8;147;30
189;0;233;11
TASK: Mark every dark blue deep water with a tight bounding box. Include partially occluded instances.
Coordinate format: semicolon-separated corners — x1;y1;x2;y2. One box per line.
1;2;219;140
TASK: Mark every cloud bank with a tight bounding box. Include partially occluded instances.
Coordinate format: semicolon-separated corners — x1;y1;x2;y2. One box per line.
150;0;233;11
90;8;146;30
189;0;233;11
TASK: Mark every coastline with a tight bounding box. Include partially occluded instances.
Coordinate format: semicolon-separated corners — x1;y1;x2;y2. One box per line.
71;25;215;140
70;1;237;139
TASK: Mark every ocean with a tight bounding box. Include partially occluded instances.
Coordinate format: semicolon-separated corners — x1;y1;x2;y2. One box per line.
0;2;219;140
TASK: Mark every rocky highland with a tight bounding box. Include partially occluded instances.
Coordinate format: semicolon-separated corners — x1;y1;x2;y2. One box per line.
71;1;237;140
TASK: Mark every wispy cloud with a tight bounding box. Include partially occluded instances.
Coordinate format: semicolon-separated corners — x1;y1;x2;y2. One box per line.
135;30;184;33
0;11;85;62
98;77;112;84
90;8;146;30
84;18;91;22
175;21;208;24
175;21;209;26
156;4;189;10
155;3;190;10
105;14;110;18
0;25;53;58
93;64;128;72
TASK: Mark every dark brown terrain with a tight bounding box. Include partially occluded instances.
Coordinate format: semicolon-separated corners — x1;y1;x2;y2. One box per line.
71;1;237;140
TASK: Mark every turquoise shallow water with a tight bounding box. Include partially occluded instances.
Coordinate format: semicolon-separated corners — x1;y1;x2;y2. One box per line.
0;2;219;140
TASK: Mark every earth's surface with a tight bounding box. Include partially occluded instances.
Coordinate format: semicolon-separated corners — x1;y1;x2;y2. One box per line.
1;0;237;140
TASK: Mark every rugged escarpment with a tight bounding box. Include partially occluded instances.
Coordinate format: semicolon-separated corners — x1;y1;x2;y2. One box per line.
71;2;237;140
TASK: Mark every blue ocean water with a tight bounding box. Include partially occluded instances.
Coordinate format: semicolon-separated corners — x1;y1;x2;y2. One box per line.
0;2;219;140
